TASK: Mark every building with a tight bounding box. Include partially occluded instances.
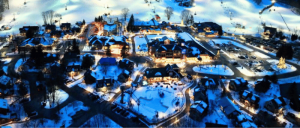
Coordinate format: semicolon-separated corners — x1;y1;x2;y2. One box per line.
191;22;221;37
119;59;135;71
189;100;208;121
229;77;248;91
103;24;117;36
96;77;115;92
143;64;182;84
131;18;160;32
60;23;71;31
18;37;54;52
19;26;39;37
45;25;56;33
147;35;214;62
200;77;218;89
239;90;260;109
263;26;277;39
87;35;129;54
218;97;241;119
99;57;117;65
0;98;9;119
66;62;81;77
0;75;11;96
264;97;286;114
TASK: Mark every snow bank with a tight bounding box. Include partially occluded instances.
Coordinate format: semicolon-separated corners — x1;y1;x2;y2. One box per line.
212;39;253;52
193;65;234;76
44;89;69;109
14;59;24;72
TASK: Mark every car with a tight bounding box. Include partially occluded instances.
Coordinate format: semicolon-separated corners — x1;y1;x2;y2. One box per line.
113;107;121;112
255;69;262;72
111;104;118;110
122;112;130;117
238;56;246;59
250;56;257;59
116;108;123;113
232;62;239;65
259;60;263;63
120;110;127;115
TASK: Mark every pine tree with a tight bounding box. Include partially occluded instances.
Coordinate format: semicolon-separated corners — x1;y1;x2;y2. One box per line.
95;17;98;22
218;26;223;37
83;19;86;25
121;45;127;58
81;54;95;69
127;14;134;32
270;73;278;83
98;16;101;22
106;44;112;56
18;83;28;98
30;47;37;59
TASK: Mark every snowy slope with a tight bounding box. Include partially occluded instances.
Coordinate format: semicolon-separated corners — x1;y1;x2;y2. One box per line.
0;0;299;36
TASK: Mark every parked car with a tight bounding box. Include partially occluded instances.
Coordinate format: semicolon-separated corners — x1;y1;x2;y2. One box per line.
238;55;246;59
28;111;38;119
250;56;257;59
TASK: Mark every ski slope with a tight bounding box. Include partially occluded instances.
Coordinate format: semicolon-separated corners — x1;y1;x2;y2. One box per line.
0;0;299;36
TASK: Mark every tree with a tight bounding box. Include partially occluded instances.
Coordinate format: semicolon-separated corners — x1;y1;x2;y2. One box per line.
72;39;80;55
106;44;112;56
276;44;294;59
18;83;28;98
35;45;44;67
98;16;101;22
127;14;134;32
121;45;128;58
189;0;195;7
41;10;55;25
30;47;37;59
180;9;192;25
81;54;95;69
26;29;34;38
218;26;223;37
270;73;278;83
121;8;130;21
164;7;174;20
95;17;98;22
83;19;86;25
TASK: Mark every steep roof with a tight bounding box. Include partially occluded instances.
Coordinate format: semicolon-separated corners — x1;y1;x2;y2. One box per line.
19;37;53;47
99;58;117;65
219;97;240;116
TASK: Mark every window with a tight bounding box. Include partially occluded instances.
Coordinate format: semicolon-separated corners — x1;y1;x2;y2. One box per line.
107;83;110;86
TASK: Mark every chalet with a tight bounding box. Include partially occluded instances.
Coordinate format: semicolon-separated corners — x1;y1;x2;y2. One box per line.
143;64;182;84
99;58;117;65
96;77;115;92
264;97;286;114
193;86;207;101
253;111;286;127
280;82;300;111
200;77;218;89
219;97;241;119
87;35;129;54
60;23;71;31
189;100;208;121
84;69;96;85
148;35;214;62
118;70;132;83
236;114;257;128
229;77;248;91
19;26;39;36
71;27;81;35
263;26;277;39
191;22;221;37
43;53;59;64
0;99;9;119
119;59;135;71
45;25;56;33
88;35;106;50
66;62;81;77
75;21;83;27
18;37;54;52
50;30;64;38
131;18;160;32
239;90;260;109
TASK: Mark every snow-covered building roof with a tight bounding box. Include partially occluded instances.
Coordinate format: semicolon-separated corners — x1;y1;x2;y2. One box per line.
219;97;240;116
0;98;8;109
191;100;207;114
134;19;159;27
104;24;117;32
0;75;11;86
19;37;54;47
99;58;117;65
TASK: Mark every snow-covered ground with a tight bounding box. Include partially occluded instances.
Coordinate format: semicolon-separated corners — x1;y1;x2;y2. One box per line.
193;65;234;76
5;101;89;128
254;51;270;59
134;36;148;55
212;39;253;52
146;34;176;40
80;114;121;128
91;65;123;80
44;89;69;109
1;58;12;64
236;59;296;76
1;0;298;36
116;82;187;123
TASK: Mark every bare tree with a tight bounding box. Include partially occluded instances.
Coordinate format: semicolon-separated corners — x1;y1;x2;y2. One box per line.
42;10;55;25
121;8;129;21
180;9;192;25
42;12;47;25
164;7;174;21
